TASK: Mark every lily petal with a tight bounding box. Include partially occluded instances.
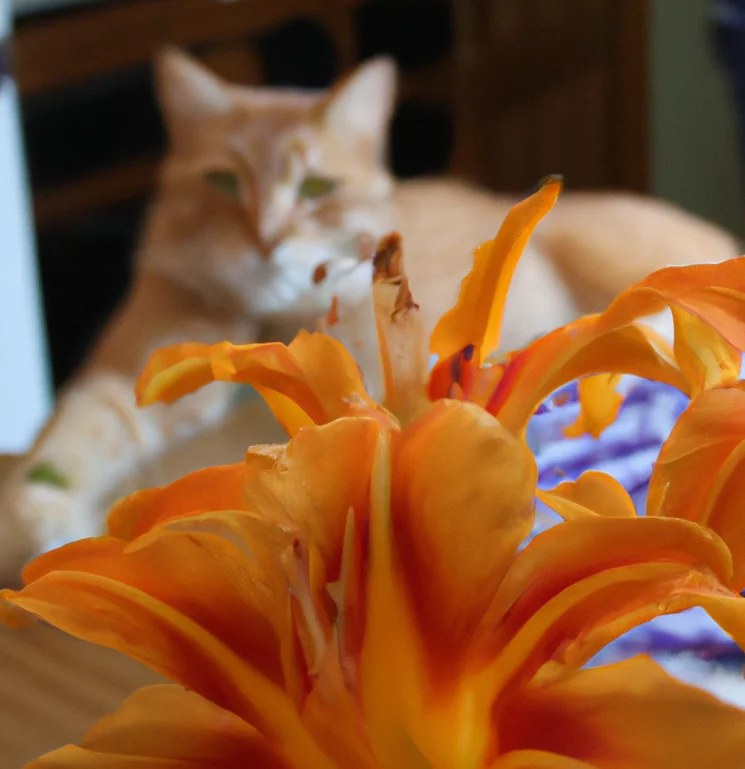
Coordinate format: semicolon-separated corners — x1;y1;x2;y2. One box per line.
500;657;745;768
358;431;435;769
107;463;246;539
26;684;294;769
490;257;745;434
136;334;385;436
537;472;636;521
134;342;220;406
472;516;739;683
430;176;562;364
671;306;742;395
1;571;332;764
481;516;734;639
302;640;379;769
562;374;623;439
648;386;745;520
648;386;745;588
490;752;596;769
489;322;684;435
243;418;382;580
478;561;743;704
8;517;289;687
392;400;537;665
286;332;388;426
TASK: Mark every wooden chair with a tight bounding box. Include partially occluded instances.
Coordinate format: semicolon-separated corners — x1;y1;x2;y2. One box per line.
451;0;649;193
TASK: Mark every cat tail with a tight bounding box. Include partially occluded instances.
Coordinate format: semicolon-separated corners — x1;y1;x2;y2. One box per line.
534;191;742;314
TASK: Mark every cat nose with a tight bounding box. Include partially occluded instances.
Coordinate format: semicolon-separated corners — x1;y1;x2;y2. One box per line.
255;235;276;260
242;182;286;259
253;199;291;260
244;206;278;260
244;217;274;260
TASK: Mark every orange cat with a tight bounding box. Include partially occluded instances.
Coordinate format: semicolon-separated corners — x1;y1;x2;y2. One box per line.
0;48;739;578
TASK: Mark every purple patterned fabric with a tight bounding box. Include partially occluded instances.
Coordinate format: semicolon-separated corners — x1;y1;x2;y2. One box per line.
526;375;743;664
528;377;688;512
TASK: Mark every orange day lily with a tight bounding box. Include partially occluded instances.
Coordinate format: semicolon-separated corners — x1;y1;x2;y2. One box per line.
4;179;745;766
5;401;745;767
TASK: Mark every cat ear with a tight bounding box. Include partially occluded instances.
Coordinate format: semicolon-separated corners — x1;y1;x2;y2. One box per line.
155;46;232;136
321;57;397;160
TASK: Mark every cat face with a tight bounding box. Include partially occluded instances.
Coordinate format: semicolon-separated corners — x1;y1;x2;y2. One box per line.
142;48;398;324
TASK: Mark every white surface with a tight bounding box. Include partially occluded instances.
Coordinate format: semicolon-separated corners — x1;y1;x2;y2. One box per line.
0;0;52;452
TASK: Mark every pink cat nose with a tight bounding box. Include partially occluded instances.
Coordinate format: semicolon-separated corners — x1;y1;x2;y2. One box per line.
255;236;276;260
243;213;277;260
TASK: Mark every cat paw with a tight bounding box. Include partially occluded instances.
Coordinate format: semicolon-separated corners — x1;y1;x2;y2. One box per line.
0;465;99;584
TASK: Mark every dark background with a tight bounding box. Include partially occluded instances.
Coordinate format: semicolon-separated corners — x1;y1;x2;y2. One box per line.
13;0;648;389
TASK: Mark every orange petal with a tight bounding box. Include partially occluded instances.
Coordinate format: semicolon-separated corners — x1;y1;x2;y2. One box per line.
332;509;367;691
671;306;742;396
358;430;436;767
489;257;745;434
287;332;388;425
430;176;562;364
302;638;379;769
136;333;387;436
0;571;333;763
26;684;295;769
136;340;320;432
536;472;637;521
480;516;733;642
11;515;289;688
489;321;684;435
240;419;384;686
372;233;430;424
648;386;745;521
477;560;744;705
358;431;488;768
161;510;307;707
243;418;383;581
649;385;745;589
472;516;738;686
107;463;246;539
563;374;623;439
490;752;596;769
602;259;745;346
500;657;745;768
557;583;745;671
392;400;537;667
134;341;219;406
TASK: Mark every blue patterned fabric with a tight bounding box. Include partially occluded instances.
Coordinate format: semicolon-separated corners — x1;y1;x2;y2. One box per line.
527;373;744;664
528;378;688;514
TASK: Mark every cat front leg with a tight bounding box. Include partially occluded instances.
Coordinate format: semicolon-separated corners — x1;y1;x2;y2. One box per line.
0;372;162;580
0;271;255;581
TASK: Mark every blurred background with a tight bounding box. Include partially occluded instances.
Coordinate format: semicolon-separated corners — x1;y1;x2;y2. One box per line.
1;0;744;450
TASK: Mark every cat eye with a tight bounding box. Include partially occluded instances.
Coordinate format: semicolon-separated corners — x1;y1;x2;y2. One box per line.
203;170;242;201
298;174;338;200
